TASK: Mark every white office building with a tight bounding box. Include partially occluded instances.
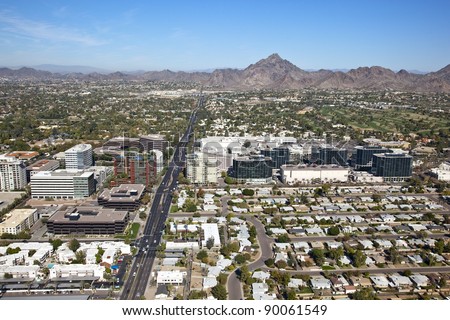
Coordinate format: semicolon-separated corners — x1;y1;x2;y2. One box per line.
156;270;185;284
186;152;218;184
49;264;105;280
281;165;349;184
65;144;93;169
30;169;95;199
431;161;450;182
201;223;221;248
0;209;38;235
0;155;27;191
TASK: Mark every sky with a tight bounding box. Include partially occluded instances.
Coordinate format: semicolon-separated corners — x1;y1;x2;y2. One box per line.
0;0;449;72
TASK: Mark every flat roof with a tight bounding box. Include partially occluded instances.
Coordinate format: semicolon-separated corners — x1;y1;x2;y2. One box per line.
48;205;128;224
33;169;93;178
0;209;37;229
26;159;59;171
98;184;145;202
5;151;39;160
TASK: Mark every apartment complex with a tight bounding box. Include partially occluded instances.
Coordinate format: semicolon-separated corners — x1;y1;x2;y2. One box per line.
0;155;27;191
30;169;95;199
65;144;93;169
186;152;218;184
0;209;38;235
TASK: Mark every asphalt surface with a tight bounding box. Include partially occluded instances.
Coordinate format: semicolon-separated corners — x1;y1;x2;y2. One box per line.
120;95;203;300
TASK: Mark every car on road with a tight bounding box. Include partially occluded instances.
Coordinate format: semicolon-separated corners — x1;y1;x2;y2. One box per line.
133;272;136;277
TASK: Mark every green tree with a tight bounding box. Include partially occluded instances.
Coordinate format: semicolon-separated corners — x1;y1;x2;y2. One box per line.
242;189;255;196
264;258;275;268
310;248;325;266
352;287;378;300
196;250;208;260
352;250;366;268
68;239;80;252
211;284;227;300
206;237;215;250
327;226;340;236
286;289;297;300
237;265;251;283
276;234;291;243
235;254;246;264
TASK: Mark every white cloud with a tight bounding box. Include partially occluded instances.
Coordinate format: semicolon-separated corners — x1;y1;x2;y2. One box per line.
0;11;106;46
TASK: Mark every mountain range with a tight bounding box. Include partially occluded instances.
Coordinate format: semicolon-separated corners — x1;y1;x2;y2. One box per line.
1;54;449;92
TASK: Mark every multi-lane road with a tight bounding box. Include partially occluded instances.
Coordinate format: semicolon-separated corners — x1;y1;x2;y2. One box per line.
120;95;202;300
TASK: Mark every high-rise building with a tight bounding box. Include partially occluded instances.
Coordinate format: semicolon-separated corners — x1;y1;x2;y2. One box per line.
0;155;27;191
231;155;273;183
65;144;93;169
186;152;218;184
318;146;348;166
260;147;290;169
30;170;95;199
371;153;413;182
354;146;392;170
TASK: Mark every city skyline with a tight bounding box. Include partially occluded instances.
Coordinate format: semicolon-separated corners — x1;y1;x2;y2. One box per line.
0;0;449;72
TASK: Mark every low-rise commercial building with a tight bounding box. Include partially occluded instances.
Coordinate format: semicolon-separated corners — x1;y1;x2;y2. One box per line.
26;159;60;182
0;209;38;235
47;205;129;235
281;165;349;184
431;161;450;182
49;264;105;280
97;184;145;211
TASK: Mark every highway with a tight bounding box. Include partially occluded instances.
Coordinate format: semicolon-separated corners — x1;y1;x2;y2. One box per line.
120;95;203;300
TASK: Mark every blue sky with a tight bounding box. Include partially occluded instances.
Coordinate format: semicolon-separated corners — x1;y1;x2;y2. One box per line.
0;0;449;72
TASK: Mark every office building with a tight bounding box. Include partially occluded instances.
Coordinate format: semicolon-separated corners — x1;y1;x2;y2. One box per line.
0;209;38;235
30;169;95;199
231;155;273;183
26;159;60;182
260;147;290;169
97;184;145;211
318;146;348;166
186;152;218;184
139;134;168;152
281;165;349;185
354;146;392;170
47;205;129;235
0;155;27;191
431;161;450;182
371;153;413;182
65;144;93;169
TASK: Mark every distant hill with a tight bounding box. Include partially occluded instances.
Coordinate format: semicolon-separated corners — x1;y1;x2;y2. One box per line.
33;64;111;74
1;55;449;92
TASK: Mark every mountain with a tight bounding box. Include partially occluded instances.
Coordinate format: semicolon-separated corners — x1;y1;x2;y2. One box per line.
1;55;449;92
33;64;111;74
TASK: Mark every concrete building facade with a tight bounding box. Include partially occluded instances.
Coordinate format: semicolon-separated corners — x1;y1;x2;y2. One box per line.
65;144;93;169
0;155;27;191
30;169;95;199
